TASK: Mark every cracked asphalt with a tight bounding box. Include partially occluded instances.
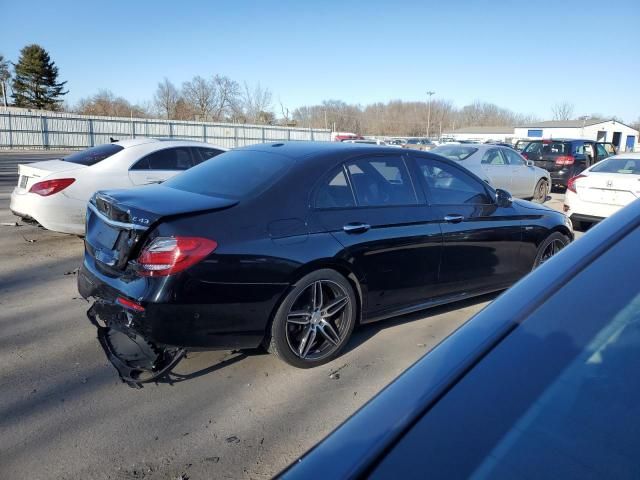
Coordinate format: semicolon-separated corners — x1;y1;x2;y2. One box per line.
0;152;577;479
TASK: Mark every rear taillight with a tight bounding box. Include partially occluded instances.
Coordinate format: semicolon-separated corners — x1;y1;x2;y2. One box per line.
567;174;586;193
116;296;145;312
521;153;529;160
29;178;75;196
555;155;575;166
137;236;217;277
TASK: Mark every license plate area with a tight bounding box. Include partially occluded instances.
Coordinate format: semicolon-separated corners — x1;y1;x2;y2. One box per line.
19;175;29;189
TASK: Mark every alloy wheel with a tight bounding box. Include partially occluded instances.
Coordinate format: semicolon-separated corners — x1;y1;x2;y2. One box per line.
285;280;352;361
534;180;548;203
538;238;565;265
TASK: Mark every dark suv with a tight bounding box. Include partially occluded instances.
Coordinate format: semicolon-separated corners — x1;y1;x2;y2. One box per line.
521;139;616;188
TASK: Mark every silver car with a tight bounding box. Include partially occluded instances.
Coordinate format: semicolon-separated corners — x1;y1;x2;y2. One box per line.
431;144;551;203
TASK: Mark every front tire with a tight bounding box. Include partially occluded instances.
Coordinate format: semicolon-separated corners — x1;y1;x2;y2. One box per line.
532;179;549;203
268;269;356;368
533;232;570;269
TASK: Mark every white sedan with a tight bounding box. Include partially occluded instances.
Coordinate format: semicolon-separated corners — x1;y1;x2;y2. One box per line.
10;138;226;235
564;153;640;230
431;144;551;202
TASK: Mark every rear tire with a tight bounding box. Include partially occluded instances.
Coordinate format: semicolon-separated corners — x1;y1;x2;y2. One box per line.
533;232;570;269
268;269;356;368
532;179;549;203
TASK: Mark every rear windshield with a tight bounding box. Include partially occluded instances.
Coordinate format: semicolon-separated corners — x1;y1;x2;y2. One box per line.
164;149;293;199
432;145;478;161
63;144;124;166
591;158;640;175
523;141;570;155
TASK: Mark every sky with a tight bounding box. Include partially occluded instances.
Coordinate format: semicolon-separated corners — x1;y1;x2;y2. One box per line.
2;0;639;122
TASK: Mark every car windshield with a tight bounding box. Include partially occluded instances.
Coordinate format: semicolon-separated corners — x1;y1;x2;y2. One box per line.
590;158;640;175
164;149;293;199
63;144;124;166
432;145;478;161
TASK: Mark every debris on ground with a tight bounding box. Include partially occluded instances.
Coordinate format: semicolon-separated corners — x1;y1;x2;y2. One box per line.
329;363;348;379
417;343;427;347
225;435;240;444
21;235;36;243
205;456;220;463
1;221;21;227
64;268;79;275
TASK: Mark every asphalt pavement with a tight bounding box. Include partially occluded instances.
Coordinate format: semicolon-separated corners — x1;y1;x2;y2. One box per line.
0;152;576;479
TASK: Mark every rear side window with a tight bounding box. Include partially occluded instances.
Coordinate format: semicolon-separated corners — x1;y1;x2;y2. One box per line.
131;147;194;171
315;168;356;209
346;156;416;207
164;149;292;199
503;148;526;166
63;144;123;166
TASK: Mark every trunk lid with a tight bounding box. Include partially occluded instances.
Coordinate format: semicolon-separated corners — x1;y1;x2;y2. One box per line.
523;141;572;173
85;185;238;271
575;173;640;206
17;160;87;191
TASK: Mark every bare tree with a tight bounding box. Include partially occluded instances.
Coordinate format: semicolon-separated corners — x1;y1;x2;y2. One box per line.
75;90;149;117
210;75;240;120
182;76;215;120
551;102;575;121
0;54;11;107
240;82;273;123
153;78;179;119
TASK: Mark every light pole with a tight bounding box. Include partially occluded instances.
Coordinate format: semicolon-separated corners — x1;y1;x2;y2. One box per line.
579;115;590;138
426;91;435;139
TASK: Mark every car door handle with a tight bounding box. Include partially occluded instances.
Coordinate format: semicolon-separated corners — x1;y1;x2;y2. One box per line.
443;214;464;223
343;222;371;234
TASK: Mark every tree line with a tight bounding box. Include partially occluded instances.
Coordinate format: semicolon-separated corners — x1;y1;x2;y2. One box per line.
1;44;638;135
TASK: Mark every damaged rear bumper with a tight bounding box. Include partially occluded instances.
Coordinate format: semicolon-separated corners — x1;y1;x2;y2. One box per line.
87;300;186;387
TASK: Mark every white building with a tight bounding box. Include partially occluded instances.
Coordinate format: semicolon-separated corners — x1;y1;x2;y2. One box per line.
442;126;515;143
513;119;639;152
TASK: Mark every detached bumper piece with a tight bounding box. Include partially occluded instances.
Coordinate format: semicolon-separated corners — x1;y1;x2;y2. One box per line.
87;302;185;388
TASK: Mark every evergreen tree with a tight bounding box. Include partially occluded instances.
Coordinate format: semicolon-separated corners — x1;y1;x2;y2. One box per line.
11;44;67;110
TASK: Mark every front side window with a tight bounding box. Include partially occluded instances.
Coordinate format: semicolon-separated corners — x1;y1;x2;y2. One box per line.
596;144;608;158
481;149;506;165
346;156;416;207
416;157;492;205
503;148;526;166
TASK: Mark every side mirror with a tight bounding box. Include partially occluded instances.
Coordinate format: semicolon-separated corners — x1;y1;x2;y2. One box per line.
495;188;513;207
526;160;535;167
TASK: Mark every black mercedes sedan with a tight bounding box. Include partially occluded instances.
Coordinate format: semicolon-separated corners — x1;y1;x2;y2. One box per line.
78;142;572;383
279;197;640;480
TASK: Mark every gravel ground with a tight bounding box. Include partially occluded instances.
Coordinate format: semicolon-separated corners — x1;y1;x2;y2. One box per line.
0;152;576;479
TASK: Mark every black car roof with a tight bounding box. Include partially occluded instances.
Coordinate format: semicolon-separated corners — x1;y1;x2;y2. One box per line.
278;199;640;479
235;141;396;159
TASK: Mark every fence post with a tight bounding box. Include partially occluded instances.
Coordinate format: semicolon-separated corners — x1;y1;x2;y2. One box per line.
234;126;238;148
203;124;207;142
261;127;265;143
310;127;314;141
41;116;49;150
7;111;13;149
131;119;135;139
287;128;291;141
169;122;174;138
88;119;94;147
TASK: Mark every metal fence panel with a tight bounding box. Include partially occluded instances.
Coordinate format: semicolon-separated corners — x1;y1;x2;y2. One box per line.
0;108;331;150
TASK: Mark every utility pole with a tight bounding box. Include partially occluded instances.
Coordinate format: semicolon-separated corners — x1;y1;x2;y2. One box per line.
579;115;590;138
426;91;435;139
